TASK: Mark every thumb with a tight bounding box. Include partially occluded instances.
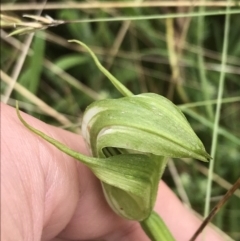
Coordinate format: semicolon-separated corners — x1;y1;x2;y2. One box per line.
1;103;144;241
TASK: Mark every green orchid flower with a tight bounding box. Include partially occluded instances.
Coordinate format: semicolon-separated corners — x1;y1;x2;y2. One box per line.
16;40;210;241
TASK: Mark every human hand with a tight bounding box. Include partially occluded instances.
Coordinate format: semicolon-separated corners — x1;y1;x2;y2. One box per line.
1;103;225;241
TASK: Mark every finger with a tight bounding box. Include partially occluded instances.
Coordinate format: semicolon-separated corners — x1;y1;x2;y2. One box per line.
2;103;83;240
1;103;148;241
155;181;226;241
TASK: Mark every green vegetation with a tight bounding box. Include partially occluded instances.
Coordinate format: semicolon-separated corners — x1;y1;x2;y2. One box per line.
1;1;240;240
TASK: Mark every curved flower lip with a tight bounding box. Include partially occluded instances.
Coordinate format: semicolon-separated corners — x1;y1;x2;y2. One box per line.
82;93;211;162
81;105;107;155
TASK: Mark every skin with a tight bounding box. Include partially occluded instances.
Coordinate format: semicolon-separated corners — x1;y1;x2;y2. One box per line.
1;103;225;241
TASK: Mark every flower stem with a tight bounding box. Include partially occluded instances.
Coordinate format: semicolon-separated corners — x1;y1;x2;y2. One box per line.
140;211;176;241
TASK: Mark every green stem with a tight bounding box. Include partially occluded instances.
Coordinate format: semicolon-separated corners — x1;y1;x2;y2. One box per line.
197;0;213;120
64;10;240;23
68;40;133;97
204;0;231;220
140;211;176;241
16;102;96;165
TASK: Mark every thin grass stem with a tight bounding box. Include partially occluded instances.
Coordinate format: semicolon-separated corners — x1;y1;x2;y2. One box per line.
204;0;231;223
1;1;237;11
197;0;213;119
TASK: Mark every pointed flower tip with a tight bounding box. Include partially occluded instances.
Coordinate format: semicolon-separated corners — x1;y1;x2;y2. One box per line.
206;154;213;162
196;150;211;162
202;155;211;162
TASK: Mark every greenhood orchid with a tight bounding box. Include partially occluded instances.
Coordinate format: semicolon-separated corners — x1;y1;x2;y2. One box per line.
16;40;210;241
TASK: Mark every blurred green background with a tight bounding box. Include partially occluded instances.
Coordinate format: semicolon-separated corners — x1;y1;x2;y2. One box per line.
1;1;240;240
